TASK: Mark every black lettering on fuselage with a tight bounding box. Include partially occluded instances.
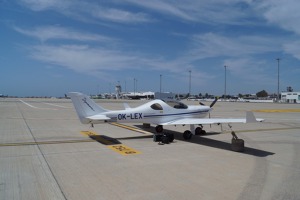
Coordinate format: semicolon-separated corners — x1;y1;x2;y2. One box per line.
117;113;143;121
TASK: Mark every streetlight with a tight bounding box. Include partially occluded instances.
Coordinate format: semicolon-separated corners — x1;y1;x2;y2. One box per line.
133;78;136;95
160;74;162;99
224;65;228;100
276;58;280;102
189;70;191;96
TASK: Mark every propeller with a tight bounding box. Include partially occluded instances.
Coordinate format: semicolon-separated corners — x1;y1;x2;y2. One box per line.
198;97;218;107
199;97;218;128
209;97;218;108
199;101;205;106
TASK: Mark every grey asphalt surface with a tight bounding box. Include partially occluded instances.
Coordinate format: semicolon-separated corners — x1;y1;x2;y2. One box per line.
0;98;299;200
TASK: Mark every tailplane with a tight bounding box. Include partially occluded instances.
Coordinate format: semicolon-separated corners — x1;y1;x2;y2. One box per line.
68;92;109;124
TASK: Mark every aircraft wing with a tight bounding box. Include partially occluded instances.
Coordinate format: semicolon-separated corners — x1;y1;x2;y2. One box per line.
160;112;264;126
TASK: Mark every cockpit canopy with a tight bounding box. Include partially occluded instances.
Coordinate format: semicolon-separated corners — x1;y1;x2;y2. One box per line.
164;100;188;109
150;100;188;111
150;103;163;110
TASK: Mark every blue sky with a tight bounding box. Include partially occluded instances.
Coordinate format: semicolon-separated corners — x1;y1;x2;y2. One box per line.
1;0;300;97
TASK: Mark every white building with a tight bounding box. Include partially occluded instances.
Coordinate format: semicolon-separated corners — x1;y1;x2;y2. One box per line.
281;92;300;103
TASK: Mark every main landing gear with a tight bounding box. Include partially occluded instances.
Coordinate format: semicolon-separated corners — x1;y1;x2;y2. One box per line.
154;125;207;142
182;125;206;140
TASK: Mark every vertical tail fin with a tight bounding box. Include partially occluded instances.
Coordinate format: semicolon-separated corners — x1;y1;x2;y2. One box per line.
246;111;264;123
68;92;108;124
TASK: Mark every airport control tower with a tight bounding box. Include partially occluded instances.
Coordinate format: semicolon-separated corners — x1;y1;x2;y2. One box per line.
115;84;122;99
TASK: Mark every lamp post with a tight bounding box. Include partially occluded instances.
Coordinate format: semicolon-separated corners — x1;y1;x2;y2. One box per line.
189;70;191;96
133;78;136;95
276;58;280;102
224;65;228;100
160;74;162;99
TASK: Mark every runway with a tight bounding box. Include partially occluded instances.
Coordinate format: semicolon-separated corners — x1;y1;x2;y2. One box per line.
1;98;300;200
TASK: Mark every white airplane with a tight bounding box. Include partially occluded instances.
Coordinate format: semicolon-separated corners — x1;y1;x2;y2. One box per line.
69;92;263;142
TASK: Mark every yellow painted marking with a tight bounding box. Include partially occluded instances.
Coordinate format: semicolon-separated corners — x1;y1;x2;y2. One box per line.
80;131;115;145
80;130;98;136
108;144;141;155
253;109;300;113
0;139;93;147
110;122;151;134
81;131;142;154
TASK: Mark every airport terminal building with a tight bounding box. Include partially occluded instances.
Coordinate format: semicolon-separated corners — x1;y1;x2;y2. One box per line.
281;92;300;103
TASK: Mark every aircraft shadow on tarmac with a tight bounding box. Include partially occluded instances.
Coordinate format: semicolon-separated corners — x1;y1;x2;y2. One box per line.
177;135;274;157
89;134;153;145
133;125;275;158
90;125;274;158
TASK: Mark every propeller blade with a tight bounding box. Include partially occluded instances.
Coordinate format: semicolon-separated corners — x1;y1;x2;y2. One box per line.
210;97;218;108
199;101;205;106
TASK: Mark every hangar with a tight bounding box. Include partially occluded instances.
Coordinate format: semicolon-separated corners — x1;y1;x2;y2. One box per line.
281;92;300;103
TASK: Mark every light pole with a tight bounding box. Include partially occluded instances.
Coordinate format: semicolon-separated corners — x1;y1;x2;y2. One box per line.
189;70;191;96
224;65;228;100
133;78;136;95
160;74;162;99
276;58;280;102
124;80;127;93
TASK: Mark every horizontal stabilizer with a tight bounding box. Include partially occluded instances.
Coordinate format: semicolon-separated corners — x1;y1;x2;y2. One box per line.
87;115;111;123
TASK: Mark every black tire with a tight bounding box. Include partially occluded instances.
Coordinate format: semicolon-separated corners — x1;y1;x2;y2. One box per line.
155;125;163;133
161;135;169;144
183;130;192;140
166;133;174;142
195;127;202;135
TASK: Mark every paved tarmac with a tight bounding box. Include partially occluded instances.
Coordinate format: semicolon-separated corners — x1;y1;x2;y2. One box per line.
0;98;300;200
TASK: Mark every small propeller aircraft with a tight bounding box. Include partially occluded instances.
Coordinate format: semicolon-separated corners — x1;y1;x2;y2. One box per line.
69;92;264;143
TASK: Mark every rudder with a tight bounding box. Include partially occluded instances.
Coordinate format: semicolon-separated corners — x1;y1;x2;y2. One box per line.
68;92;108;124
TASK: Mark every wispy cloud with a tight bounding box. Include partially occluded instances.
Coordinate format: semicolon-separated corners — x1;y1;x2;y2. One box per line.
14;26;115;43
187;33;281;60
256;0;300;35
126;0;256;24
30;44;140;73
90;7;152;23
19;0;152;24
223;58;273;82
19;0;70;11
284;41;300;60
11;0;300;94
125;0;195;21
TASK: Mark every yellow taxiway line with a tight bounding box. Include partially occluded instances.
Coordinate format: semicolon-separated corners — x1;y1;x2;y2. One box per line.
0;139;93;147
110;122;152;134
253;109;300;113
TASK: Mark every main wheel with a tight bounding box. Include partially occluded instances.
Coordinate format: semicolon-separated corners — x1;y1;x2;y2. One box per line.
195;127;202;135
195;127;207;135
183;130;192;140
155;125;163;133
